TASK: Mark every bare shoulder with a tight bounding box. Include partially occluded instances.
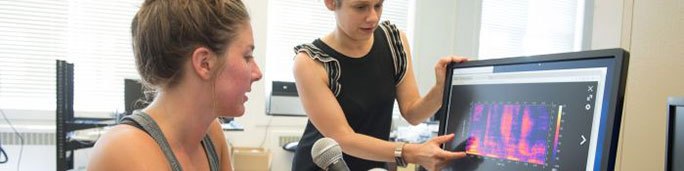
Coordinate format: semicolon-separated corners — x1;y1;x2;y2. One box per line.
293;52;321;68
293;52;327;83
208;119;241;171
398;30;411;46
207;119;227;155
88;124;168;170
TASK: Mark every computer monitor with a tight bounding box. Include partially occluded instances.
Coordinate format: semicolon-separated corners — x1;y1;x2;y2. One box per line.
666;97;684;171
438;48;629;171
124;79;150;115
267;81;307;117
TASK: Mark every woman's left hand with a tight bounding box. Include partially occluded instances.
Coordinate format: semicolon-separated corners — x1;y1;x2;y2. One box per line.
435;56;468;87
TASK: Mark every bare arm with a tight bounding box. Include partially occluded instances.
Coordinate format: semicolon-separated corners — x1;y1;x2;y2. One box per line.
395;31;468;125
293;53;465;170
293;53;397;162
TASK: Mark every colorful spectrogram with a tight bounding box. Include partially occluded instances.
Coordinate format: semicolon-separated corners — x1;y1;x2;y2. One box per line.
465;103;551;164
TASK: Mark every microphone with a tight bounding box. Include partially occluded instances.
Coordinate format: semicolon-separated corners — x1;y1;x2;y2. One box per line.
311;137;350;171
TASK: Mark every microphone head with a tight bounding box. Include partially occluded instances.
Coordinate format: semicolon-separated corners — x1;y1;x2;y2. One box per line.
311;137;344;169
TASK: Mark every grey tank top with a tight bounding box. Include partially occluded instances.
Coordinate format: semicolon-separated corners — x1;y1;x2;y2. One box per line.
120;111;220;171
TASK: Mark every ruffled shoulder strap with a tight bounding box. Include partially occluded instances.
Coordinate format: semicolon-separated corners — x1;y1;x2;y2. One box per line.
378;20;408;86
293;43;342;97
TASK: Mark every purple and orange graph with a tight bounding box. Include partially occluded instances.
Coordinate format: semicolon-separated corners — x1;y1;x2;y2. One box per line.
465;103;553;165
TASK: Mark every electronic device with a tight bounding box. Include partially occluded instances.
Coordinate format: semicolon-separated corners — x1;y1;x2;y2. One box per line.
666;97;684;171
311;137;350;171
124;79;150;115
437;48;629;171
267;81;306;116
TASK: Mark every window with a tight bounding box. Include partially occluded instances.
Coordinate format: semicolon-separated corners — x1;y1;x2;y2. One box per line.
264;0;414;90
0;0;141;117
478;0;587;59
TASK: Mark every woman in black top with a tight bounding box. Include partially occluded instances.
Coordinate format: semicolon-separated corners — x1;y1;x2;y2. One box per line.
292;0;468;170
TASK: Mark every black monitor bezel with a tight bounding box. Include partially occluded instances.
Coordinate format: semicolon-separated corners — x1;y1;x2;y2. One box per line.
666;97;684;171
437;48;629;171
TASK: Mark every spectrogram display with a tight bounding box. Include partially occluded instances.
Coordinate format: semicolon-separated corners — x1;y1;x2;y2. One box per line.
445;82;599;170
465;103;551;164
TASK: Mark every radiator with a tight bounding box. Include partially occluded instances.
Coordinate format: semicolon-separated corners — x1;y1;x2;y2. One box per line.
0;132;55;145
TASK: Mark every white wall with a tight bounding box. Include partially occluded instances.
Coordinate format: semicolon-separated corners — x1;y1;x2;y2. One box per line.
585;0;684;170
0;145;55;170
615;0;684;170
591;0;625;49
0;126;57;171
411;0;482;94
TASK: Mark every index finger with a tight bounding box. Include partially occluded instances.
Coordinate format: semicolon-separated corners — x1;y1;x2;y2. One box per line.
438;56;454;65
450;56;469;63
429;133;455;144
437;151;467;160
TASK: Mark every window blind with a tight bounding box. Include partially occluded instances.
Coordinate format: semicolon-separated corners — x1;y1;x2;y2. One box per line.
478;0;585;59
0;0;142;116
264;0;412;84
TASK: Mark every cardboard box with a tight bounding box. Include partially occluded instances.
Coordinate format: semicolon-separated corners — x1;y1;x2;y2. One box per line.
232;147;272;171
397;163;417;171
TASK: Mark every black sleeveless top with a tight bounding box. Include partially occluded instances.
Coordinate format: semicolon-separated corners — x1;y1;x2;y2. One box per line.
291;21;408;171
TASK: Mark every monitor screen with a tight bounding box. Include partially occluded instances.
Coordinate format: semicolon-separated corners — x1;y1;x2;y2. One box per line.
439;49;629;171
667;97;684;171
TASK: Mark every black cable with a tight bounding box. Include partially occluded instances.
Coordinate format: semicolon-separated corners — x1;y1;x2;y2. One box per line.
0;142;8;164
0;109;23;170
259;116;274;148
0;64;6;164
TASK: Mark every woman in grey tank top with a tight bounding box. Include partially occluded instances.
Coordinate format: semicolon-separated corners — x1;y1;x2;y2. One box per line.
88;0;262;170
